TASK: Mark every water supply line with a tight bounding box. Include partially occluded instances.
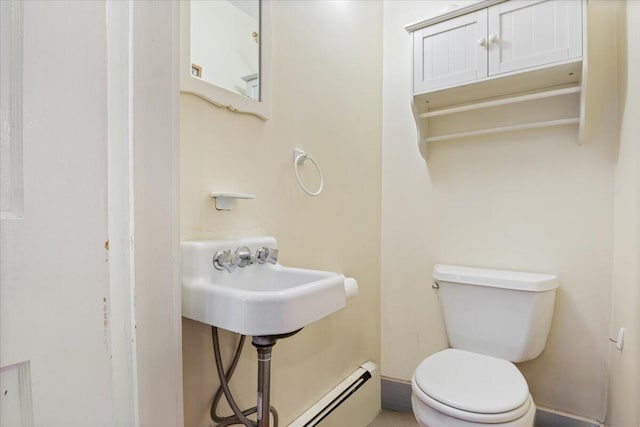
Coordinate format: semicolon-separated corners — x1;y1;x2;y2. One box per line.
210;327;279;427
211;326;374;427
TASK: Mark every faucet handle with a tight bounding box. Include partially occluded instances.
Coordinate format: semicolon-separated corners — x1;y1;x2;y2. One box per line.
256;247;270;264
255;247;278;264
235;246;255;268
213;250;237;273
267;248;278;265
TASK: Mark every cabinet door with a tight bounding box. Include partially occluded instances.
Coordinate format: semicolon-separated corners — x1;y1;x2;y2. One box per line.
413;10;488;94
488;0;582;76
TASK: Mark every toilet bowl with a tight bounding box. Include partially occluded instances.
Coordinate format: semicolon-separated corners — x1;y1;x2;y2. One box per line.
411;265;558;427
411;349;536;427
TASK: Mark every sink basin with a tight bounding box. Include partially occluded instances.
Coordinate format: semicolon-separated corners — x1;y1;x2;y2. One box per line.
181;237;358;336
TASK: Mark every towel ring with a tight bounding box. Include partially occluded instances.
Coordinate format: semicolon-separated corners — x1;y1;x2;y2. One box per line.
293;148;323;197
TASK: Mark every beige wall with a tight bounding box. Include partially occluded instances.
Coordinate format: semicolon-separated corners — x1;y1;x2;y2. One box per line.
607;1;640;426
180;1;382;426
382;1;617;421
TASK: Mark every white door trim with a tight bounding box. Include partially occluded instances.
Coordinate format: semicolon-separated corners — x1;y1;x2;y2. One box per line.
107;1;183;426
107;1;139;425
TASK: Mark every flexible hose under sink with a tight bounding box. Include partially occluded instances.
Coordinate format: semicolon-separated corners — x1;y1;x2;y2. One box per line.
210;326;279;427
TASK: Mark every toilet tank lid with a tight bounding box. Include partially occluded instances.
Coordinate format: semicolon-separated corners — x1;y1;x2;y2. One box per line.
433;264;558;292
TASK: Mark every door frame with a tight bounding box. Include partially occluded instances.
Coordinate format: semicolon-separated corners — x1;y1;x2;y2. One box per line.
107;1;183;426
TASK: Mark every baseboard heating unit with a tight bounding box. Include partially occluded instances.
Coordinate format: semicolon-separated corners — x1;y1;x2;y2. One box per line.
288;361;377;427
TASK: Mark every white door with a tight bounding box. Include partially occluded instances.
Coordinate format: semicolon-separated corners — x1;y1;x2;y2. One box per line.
413;10;488;94
1;2;115;426
487;0;583;76
1;1;182;426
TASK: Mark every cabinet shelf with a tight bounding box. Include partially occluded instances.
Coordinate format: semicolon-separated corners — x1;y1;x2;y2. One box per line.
419;86;581;119
413;79;583;155
424;117;580;143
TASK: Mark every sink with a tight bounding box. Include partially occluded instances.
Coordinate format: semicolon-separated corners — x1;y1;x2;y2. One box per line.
181;237;358;336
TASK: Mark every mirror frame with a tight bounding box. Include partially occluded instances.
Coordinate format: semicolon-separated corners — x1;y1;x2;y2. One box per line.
180;0;271;120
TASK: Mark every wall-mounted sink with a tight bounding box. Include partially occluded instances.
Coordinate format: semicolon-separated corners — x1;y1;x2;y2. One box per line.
181;237;358;336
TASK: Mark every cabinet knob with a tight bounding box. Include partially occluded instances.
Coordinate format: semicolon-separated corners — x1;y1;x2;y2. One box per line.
489;34;499;44
477;37;487;47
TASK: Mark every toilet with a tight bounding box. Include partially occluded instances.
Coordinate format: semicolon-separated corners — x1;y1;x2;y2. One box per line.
411;264;558;427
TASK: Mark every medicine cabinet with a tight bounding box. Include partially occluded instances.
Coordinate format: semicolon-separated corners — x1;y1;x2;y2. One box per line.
406;0;587;159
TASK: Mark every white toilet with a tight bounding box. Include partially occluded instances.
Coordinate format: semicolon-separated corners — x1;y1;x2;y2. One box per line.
411;264;558;427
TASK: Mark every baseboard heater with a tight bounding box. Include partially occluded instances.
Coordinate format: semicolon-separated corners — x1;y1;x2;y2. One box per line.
288;361;377;427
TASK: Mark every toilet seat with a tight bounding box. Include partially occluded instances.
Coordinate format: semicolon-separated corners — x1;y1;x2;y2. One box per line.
412;349;531;423
412;378;533;424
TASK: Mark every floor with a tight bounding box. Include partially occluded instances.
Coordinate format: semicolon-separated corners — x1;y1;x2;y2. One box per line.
368;410;418;427
368;410;549;427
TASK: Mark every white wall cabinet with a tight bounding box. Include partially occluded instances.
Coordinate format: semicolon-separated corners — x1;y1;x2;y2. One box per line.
412;0;582;94
406;0;586;159
413;11;488;93
488;0;583;76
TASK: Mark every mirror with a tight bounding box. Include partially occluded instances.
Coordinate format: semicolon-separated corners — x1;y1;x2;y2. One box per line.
180;0;271;119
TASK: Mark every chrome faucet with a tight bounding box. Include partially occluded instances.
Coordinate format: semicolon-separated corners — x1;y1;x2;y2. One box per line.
213;246;278;273
266;248;278;265
256;247;278;265
212;250;238;273
256;247;269;264
235;246;255;268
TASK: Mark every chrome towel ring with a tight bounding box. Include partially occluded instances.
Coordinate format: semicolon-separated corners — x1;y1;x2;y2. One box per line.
293;148;323;197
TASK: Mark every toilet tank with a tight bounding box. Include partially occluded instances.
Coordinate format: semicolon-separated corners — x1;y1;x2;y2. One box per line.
433;264;558;363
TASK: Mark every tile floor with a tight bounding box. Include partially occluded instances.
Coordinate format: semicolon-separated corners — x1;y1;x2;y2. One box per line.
368;410;418;427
